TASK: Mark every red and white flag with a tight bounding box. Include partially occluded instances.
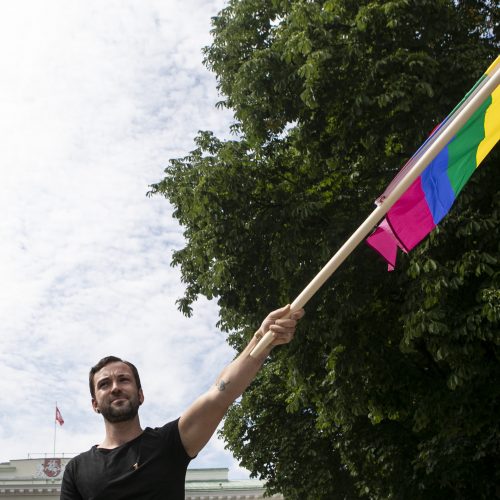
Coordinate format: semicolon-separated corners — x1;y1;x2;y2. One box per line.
55;406;64;426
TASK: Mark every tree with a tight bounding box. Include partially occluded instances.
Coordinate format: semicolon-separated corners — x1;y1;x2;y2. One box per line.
150;0;499;498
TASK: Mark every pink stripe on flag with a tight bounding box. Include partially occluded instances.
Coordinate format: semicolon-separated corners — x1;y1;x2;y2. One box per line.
366;219;407;271
386;177;436;252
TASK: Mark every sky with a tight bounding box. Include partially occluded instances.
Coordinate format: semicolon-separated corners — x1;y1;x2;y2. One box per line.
0;0;255;478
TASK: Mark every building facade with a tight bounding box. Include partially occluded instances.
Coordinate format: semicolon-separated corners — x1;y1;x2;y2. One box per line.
0;458;283;499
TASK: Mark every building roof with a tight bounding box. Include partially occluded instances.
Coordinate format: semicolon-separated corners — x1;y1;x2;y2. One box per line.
0;458;283;499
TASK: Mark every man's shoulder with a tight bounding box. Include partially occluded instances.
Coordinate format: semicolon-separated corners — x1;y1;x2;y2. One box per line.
145;418;180;437
142;418;188;456
65;447;97;469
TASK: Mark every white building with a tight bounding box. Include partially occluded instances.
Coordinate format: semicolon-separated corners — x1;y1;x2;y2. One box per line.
0;457;283;499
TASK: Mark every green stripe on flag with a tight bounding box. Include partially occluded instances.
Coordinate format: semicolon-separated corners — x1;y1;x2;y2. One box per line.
447;95;491;195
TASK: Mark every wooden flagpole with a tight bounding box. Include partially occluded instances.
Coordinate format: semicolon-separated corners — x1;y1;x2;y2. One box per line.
250;60;500;358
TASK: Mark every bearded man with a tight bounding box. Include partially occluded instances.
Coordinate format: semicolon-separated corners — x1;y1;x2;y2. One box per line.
60;304;304;499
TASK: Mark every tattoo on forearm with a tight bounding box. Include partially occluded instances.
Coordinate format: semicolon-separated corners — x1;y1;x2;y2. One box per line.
217;379;230;391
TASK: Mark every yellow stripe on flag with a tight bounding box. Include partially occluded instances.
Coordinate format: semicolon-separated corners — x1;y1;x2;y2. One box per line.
476;85;500;166
485;55;500;76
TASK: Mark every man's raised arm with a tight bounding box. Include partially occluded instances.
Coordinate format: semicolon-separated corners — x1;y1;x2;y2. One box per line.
178;304;305;458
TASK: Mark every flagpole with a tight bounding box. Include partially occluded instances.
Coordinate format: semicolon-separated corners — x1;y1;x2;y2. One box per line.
53;402;57;457
250;60;500;358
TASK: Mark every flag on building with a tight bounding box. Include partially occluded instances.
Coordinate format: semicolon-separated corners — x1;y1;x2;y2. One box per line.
367;56;500;269
55;406;64;426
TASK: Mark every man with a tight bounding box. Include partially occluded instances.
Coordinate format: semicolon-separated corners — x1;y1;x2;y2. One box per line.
60;304;304;499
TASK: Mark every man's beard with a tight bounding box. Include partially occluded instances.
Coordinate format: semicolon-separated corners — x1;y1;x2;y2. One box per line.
99;394;140;423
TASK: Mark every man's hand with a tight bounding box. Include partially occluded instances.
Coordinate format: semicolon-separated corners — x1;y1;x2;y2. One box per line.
256;304;305;347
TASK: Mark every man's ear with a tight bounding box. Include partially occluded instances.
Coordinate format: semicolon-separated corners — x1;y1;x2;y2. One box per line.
92;398;100;413
139;389;144;406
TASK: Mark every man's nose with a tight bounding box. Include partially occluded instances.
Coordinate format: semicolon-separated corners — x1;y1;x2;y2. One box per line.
111;380;121;393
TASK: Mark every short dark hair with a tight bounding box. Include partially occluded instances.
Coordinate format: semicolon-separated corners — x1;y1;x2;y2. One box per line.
89;356;142;399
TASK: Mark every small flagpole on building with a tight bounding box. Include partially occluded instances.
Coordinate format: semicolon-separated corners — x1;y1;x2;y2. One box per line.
53;402;57;457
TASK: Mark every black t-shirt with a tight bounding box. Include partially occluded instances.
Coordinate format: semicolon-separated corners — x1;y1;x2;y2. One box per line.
60;419;192;500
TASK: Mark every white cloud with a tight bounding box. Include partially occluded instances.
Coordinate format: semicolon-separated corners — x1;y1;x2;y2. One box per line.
0;0;252;480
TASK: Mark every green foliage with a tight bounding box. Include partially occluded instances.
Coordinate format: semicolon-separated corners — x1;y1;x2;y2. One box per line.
151;0;499;498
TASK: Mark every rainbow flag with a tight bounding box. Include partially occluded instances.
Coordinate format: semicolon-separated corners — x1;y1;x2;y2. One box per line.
367;56;500;270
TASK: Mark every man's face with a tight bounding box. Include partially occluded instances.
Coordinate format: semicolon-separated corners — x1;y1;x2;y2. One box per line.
92;362;144;423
